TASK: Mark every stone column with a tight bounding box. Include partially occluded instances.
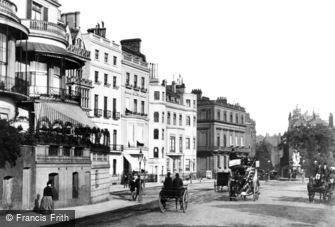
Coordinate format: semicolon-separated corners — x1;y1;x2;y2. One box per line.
7;35;16;84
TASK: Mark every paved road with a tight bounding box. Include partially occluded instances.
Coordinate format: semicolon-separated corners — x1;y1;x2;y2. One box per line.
71;181;335;227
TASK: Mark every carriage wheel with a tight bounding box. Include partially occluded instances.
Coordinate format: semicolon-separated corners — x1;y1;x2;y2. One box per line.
253;182;259;201
158;193;166;213
182;190;189;213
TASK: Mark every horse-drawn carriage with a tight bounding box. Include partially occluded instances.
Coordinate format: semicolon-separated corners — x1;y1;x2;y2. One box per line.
307;176;332;203
158;185;189;213
228;157;260;201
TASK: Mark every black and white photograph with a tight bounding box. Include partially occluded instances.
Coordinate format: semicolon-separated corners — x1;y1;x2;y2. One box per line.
0;0;334;226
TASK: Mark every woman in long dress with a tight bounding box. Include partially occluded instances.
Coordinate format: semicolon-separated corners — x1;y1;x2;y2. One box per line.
40;181;54;214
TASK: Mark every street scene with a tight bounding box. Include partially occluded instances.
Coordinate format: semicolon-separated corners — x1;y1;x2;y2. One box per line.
65;180;335;227
1;0;335;226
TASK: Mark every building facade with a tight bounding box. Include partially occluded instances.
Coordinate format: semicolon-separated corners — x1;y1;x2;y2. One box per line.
192;89;255;177
0;0;111;209
149;72;197;181
120;39;150;176
81;23;123;200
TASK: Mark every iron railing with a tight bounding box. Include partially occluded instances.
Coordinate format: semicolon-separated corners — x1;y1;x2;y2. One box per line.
0;75;29;96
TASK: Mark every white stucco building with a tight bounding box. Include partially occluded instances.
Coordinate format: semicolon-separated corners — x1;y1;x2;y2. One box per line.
81;24;123;198
149;73;197;181
120;39;150;176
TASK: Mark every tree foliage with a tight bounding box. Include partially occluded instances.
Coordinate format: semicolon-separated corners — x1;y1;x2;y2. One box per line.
284;124;334;171
255;139;273;170
0;119;21;168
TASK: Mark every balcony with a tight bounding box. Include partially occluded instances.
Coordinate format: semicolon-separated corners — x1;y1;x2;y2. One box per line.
94;81;102;86
28;86;80;103
104;82;111;88
113;84;119;90
67;44;90;60
140;87;147;93
112;112;120;120
110;144;124;152
94;109;102;118
167;151;183;157
133;86;140;91
66;77;93;88
104;110;111;119
21;19;67;45
125;83;132;89
0;0;19;22
0;75;29;99
91;143;110;153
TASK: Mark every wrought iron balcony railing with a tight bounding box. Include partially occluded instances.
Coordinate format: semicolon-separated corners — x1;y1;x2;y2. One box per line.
112;112;120;120
94;109;102;117
104;110;111;119
0;75;29;97
111;144;124;152
28;86;80;102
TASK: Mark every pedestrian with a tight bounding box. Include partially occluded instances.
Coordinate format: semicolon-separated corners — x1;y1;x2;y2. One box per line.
40;180;54;214
129;175;136;200
33;194;40;213
135;174;142;202
301;169;305;184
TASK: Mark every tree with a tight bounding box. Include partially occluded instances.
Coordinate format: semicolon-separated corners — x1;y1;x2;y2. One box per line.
255;139;272;170
284;124;334;175
0;119;21;168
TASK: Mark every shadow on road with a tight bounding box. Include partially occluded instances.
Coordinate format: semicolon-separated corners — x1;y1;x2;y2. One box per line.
211;203;329;225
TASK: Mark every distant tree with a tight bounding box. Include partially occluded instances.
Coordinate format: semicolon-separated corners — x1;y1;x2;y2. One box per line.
284;124;334;173
0;119;21;168
255;139;272;170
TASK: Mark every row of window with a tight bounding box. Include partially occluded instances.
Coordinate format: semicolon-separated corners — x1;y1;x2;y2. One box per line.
199;109;245;125
125;72;146;89
168;135;196;152
154;91;196;109
166;158;196;172
95;49;118;66
94;71;118;88
215;134;244;147
153;111;196;127
168;112;196;127
94;95;117;116
125;98;146;114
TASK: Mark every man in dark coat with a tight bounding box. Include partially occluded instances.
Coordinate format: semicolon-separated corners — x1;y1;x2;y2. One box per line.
164;172;173;188
172;173;183;188
172;173;184;209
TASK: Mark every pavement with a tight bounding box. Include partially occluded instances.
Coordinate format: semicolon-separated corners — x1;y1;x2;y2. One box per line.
0;178;213;227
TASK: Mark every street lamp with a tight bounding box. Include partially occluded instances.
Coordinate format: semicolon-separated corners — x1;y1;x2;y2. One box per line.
138;149;143;172
267;160;271;181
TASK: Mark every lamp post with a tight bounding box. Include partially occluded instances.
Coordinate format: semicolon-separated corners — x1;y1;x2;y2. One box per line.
138;149;143;172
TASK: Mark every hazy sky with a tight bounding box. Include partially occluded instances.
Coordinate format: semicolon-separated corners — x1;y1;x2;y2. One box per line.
60;0;335;136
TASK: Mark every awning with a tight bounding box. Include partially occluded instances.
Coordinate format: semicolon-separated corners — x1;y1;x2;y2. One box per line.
124;154;140;171
16;42;85;69
34;102;95;128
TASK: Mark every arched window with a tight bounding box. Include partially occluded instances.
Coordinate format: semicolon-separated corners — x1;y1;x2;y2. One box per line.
154;112;159;122
230;113;233;123
186;116;191;126
154;129;159;139
241;115;244;124
223;111;227;122
154;147;159;158
236;113;239;124
223;135;227;147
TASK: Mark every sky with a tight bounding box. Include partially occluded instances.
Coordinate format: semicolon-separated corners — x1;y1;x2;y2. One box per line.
60;0;335;136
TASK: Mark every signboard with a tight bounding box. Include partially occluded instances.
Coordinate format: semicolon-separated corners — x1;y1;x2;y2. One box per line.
255;161;260;168
229;159;241;167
